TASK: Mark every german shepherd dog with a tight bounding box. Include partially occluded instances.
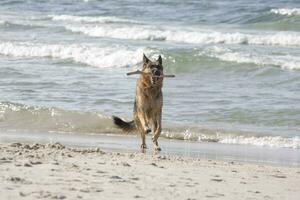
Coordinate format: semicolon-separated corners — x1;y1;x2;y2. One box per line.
113;54;164;151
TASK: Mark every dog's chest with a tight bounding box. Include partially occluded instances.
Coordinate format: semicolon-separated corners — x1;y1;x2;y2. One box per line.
136;86;162;108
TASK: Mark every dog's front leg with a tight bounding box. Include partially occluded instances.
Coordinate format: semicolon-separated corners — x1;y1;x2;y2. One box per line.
136;114;150;150
152;117;162;151
137;108;151;133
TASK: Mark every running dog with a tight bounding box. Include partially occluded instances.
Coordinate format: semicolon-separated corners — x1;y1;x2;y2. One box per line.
113;54;164;151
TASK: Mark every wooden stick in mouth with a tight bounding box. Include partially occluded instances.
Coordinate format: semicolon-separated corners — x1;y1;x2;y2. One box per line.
126;70;175;78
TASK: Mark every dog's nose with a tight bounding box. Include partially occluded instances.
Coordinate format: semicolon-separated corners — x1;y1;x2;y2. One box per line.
153;69;161;76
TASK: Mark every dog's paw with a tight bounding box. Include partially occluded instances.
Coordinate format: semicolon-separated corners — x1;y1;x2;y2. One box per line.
154;146;161;151
140;144;147;149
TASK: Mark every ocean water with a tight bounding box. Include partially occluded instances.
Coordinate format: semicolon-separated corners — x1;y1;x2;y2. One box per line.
0;0;300;150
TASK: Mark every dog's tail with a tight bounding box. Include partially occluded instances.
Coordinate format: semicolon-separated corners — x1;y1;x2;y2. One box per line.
112;116;136;132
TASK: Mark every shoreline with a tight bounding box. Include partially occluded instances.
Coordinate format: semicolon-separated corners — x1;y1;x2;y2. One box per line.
0;131;300;167
0;142;299;200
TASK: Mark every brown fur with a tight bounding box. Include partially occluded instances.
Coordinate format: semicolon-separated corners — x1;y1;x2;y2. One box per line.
113;54;164;151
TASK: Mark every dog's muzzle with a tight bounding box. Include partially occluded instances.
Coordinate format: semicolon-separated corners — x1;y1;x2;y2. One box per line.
150;68;163;85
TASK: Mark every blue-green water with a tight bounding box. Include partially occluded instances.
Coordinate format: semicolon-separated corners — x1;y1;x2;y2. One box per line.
0;0;300;149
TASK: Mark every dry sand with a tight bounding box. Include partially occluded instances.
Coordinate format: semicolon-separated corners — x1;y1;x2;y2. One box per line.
0;142;299;200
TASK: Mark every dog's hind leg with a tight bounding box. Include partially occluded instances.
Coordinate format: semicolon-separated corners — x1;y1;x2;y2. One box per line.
140;135;147;150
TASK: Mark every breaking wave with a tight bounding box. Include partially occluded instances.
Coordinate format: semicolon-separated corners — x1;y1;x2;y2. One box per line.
0;40;298;71
49;14;139;24
66;25;167;41
1;101;299;149
162;130;300;149
66;25;300;47
0;20;46;29
0;101;114;133
1;40;297;71
270;8;300;16
0;41;150;68
200;46;300;70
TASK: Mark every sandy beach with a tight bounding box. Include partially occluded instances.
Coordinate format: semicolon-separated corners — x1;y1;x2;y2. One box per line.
1;142;299;200
1;0;300;199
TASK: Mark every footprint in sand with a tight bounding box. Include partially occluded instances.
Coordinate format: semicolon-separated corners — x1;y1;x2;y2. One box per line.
24;163;32;167
79;188;90;193
130;177;139;181
210;178;224;182
110;175;126;183
52;194;66;199
110;175;122;179
30;161;43;165
19;192;27;197
96;170;106;174
122;162;131;167
8;177;26;183
210;175;224;182
248;190;261;194
1;160;12;164
150;163;157;167
271;174;287;178
205;193;225;198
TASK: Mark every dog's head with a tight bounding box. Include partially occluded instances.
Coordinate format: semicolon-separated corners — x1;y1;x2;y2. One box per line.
142;54;164;86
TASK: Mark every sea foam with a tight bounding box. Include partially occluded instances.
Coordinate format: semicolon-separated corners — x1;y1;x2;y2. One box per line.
162;130;300;149
202;47;300;70
66;25;300;47
0;41;147;68
49;14;139;24
219;135;300;149
66;25;167;41
271;8;300;16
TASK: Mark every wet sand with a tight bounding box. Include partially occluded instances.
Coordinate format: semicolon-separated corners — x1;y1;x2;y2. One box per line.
1;131;300;166
1;142;299;200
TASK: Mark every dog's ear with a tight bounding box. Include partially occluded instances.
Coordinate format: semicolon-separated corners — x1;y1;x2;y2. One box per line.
143;53;150;64
157;55;162;65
